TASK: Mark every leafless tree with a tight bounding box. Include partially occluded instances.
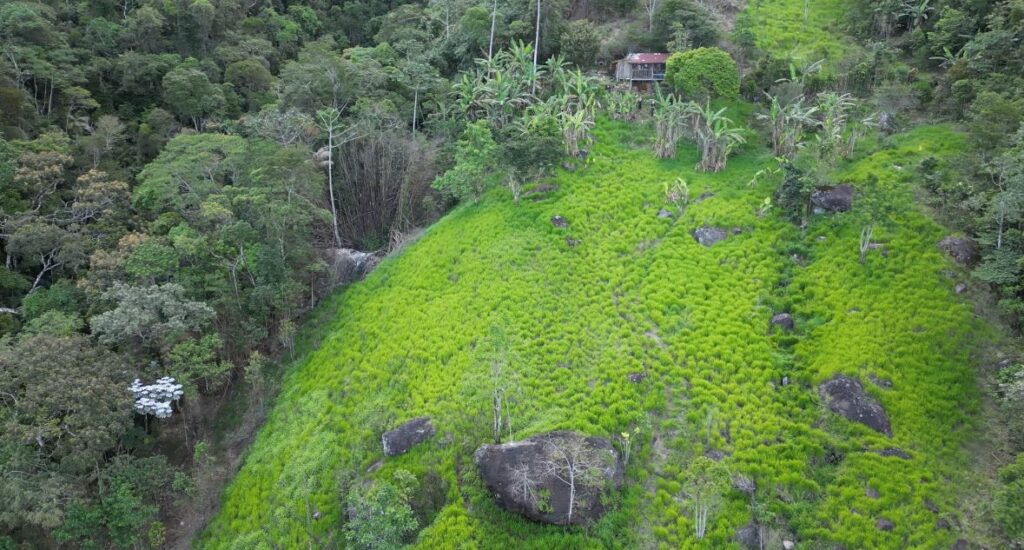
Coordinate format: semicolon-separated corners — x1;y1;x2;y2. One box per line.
540;435;603;524
315;108;361;247
641;0;659;32
244;108;316;147
509;462;540;509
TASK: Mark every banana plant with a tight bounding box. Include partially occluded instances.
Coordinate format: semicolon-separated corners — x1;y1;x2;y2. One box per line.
683;101;746;172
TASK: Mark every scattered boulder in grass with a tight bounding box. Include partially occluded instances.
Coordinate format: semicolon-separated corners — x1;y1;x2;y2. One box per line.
866;485;880;499
951;539;969;550
923;498;939;514
938;236;980;266
657;208;673;219
474;431;623;525
566;236;580;247
704;448;729;461
693;226;729;247
866;242;889;257
382;417;435;456
783;540;795;550
878;447;911;460
818;375;893;437
735;521;762;549
770;313;795;333
810;185;854;213
954;282;967;294
627;372;647;383
875;518;895;531
695;191;715;203
562;162;576;172
551;215;568;228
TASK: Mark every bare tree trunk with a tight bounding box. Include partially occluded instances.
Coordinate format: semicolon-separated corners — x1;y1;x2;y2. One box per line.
997;203;1005;250
859;224;874;264
326;127;342;247
488;0;499;59
411;89;418;138
532;0;541;96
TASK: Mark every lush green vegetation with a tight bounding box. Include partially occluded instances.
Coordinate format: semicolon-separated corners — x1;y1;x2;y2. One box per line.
201;116;981;548
740;0;857;64
665;47;740;100
3;0;1024;546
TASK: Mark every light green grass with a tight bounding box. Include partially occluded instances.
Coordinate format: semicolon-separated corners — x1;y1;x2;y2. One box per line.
199;120;982;549
744;0;860;67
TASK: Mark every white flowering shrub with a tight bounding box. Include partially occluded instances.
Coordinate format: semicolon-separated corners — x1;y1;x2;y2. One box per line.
129;377;183;418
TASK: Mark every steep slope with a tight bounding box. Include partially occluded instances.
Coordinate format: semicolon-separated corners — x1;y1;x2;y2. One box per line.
200;119;982;548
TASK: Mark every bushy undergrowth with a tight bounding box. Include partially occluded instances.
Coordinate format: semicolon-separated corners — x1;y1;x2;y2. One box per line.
200;119;981;548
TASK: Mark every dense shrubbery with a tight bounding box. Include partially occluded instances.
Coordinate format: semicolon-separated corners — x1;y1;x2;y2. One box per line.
665;48;740;100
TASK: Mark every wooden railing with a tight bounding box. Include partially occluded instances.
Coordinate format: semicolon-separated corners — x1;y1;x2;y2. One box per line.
629;67;664;81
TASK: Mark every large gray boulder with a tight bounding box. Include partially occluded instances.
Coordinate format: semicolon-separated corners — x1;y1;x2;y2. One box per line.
810;185;854;213
819;375;892;437
323;247;376;287
938;236;980;266
474;431;623;525
382;417;435;456
693;226;729;247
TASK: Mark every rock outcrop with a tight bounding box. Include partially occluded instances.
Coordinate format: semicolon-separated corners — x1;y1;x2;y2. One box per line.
323;247;376;288
810;185;854;213
474;431;623;525
693;226;729;247
771;313;795;332
938;236;980;266
819;375;892;436
382;417;435;456
735;521;762;549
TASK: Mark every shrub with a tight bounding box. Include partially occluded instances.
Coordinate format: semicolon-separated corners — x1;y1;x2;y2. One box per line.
996;454;1024;542
560;20;601;69
665;48;740;100
432;121;502;203
345;470;419;549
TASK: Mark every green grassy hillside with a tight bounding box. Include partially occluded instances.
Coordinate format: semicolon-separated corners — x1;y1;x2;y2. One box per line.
744;0;859;66
200;117;982;548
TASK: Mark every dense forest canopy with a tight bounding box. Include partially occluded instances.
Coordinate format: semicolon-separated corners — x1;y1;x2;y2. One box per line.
1;0;1024;547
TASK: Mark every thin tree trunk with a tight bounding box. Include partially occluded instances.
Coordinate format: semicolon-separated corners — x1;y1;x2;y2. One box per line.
326;129;342;247
532;0;541;96
997;203;1004;250
411;89;418;137
488;0;499;59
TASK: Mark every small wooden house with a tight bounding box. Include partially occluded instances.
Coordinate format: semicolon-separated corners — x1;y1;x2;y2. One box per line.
614;53;669;91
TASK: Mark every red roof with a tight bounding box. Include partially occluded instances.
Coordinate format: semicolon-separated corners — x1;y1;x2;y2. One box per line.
623;53;669;64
